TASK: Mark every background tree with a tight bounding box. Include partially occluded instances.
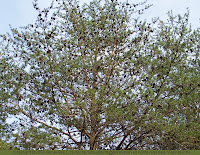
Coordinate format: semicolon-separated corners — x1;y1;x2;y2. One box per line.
0;0;199;150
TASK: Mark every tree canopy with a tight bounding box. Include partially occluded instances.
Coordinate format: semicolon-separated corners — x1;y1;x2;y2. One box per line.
0;0;199;150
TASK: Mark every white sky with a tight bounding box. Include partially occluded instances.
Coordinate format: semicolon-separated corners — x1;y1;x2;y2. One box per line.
1;0;200;139
0;0;200;34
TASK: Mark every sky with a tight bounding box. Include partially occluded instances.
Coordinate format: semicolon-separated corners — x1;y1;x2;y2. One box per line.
0;0;200;34
1;0;200;137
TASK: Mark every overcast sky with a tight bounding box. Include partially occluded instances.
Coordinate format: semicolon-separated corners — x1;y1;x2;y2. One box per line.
0;0;200;34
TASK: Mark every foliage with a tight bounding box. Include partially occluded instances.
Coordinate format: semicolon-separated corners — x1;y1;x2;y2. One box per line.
0;141;13;150
0;0;199;150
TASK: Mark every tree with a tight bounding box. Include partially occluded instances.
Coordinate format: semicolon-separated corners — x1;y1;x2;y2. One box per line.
0;0;199;150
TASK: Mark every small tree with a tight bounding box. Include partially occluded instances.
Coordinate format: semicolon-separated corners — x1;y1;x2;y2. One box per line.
0;0;199;150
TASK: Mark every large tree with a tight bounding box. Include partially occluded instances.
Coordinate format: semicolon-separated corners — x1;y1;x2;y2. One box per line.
0;0;199;150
